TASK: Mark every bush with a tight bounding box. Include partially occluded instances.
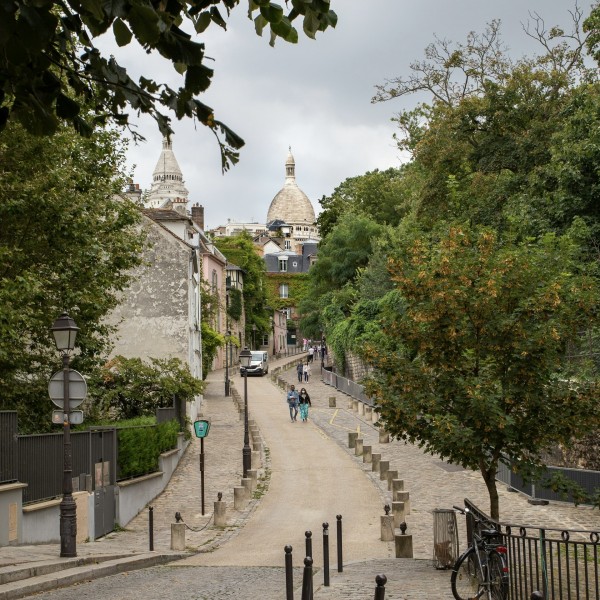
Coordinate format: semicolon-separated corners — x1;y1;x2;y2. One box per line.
117;419;180;479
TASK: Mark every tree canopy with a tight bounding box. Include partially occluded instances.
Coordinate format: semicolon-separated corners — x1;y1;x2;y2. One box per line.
1;0;338;170
0;120;143;432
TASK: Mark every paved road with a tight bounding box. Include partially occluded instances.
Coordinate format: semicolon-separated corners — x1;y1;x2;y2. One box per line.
179;371;394;567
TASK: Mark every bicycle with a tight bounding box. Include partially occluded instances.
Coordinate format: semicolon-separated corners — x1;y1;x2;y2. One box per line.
450;505;509;600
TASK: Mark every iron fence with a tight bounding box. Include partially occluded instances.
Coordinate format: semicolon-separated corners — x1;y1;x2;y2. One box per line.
464;499;600;600
321;368;375;407
0;411;18;484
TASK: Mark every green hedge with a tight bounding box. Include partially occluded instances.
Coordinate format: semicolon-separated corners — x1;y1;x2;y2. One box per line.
117;419;180;479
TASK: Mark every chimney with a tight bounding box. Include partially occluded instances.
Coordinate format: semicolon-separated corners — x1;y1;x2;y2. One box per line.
191;203;205;231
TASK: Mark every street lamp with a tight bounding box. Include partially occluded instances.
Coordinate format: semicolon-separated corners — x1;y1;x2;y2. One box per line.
50;312;79;558
252;323;257;350
239;346;252;478
225;330;231;397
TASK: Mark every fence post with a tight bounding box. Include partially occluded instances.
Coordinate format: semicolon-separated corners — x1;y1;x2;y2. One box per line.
305;530;312;558
148;505;154;551
531;593;544;600
301;557;313;600
374;574;387;600
323;522;330;586
336;514;343;572
539;528;548;599
285;545;294;600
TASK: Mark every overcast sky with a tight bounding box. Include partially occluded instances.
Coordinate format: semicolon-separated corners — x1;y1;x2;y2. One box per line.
115;1;593;230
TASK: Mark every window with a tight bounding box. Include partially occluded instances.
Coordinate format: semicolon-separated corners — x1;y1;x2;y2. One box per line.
278;258;288;272
279;283;289;298
284;240;291;250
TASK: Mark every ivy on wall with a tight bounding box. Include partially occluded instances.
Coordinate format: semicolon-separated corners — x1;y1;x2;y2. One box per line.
266;272;311;313
227;287;243;321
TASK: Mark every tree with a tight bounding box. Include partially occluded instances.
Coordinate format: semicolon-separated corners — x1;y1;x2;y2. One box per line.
363;223;600;519
89;355;204;420
1;0;338;171
0;121;143;432
213;231;269;343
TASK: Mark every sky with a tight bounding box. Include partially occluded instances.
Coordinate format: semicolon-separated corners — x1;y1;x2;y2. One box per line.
111;1;593;230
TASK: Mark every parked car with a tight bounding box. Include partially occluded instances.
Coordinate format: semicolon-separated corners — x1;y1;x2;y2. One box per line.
240;351;269;376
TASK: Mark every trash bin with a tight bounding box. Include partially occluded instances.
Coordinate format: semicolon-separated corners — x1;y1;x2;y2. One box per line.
432;509;459;569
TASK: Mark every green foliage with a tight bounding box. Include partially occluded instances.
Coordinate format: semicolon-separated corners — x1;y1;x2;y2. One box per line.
201;321;225;379
214;232;269;340
266;272;310;312
117;419;180;479
0;121;143;433
0;0;337;170
89;355;204;420
364;224;600;519
227;287;243;321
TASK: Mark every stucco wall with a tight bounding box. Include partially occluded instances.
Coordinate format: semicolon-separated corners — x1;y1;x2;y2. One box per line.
108;219;191;363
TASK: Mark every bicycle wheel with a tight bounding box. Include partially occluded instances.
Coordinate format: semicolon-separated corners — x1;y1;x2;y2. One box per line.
488;551;509;600
451;548;485;600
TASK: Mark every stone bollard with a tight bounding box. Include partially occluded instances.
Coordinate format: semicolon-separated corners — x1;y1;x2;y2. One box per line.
352;399;358;412
241;477;252;498
214;498;227;527
347;398;354;409
171;522;186;551
372;453;381;472
379;429;390;444
249;419;256;427
358;402;364;416
234;486;247;510
395;491;411;514
391;479;404;497
387;470;398;491
379;460;390;481
251;450;262;469
365;406;372;420
392;501;405;528
247;469;258;492
355;438;364;457
363;445;372;463
329;396;336;408
395;523;413;558
252;441;262;452
348;431;358;449
381;513;394;542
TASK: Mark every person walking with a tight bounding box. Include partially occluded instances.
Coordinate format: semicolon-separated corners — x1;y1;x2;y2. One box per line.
286;385;299;422
296;362;303;382
303;361;311;382
308;346;314;362
298;388;311;422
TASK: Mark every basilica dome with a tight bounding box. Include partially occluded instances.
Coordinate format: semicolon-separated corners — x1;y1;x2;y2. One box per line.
266;149;316;225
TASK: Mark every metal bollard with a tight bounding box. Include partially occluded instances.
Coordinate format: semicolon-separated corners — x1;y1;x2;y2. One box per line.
148;505;154;551
305;530;312;559
374;574;387;600
336;514;343;572
323;522;330;586
301;557;313;600
285;545;294;600
531;593;545;600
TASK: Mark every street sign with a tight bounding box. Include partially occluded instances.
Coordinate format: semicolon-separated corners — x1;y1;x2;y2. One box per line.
193;419;211;438
48;369;87;409
52;410;84;425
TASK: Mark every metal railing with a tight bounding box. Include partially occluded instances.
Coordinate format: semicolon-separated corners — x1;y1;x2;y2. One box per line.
321;368;375;407
464;499;600;600
0;411;18;484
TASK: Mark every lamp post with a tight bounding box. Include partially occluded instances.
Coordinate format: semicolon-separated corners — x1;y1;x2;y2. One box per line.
239;347;252;478
225;330;231;397
50;312;79;558
252;323;257;350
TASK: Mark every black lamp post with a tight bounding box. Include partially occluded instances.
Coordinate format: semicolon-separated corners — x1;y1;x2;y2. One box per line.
225;330;231;397
252;323;257;350
50;312;79;558
239;346;252;478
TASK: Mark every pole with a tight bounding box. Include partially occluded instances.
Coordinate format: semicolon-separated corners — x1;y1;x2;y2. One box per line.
374;574;387;600
200;437;205;515
323;522;330;586
148;506;154;551
285;545;294;600
60;353;77;557
243;369;251;477
336;514;343;572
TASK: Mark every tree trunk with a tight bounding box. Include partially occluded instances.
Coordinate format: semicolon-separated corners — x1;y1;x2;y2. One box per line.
480;461;500;520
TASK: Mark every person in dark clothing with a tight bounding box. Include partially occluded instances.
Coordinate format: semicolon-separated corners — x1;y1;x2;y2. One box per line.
298;388;311;422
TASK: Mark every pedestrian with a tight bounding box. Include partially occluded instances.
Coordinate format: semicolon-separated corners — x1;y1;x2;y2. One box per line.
296;362;303;382
308;346;314;362
298;388;311;422
287;385;299;422
303;361;311;382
